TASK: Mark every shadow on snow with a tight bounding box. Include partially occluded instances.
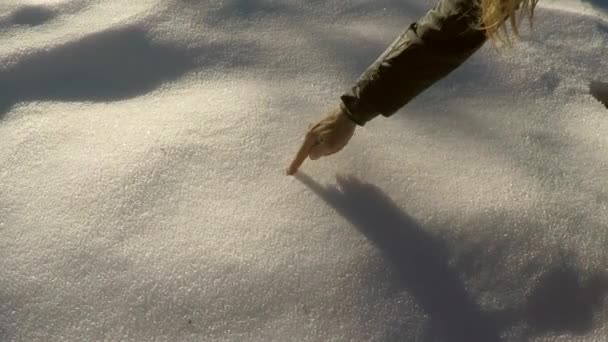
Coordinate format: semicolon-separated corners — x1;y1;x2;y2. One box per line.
0;25;259;119
297;173;608;342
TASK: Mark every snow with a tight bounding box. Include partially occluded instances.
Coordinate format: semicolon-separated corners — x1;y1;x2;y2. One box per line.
0;0;607;341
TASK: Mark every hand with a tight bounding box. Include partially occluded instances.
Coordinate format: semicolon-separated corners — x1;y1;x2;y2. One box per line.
286;107;356;175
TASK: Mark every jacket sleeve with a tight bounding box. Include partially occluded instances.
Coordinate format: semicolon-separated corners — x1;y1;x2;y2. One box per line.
340;0;487;126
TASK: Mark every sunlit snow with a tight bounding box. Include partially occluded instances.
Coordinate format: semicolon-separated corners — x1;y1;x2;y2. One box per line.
1;0;607;341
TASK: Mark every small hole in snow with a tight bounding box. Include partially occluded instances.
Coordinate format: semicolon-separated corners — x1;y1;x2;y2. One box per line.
11;6;55;26
590;81;608;109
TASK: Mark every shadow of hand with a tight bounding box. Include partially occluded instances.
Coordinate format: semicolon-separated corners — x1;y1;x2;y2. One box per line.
295;173;501;342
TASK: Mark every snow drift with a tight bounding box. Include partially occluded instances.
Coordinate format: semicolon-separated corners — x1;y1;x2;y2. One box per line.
1;0;607;341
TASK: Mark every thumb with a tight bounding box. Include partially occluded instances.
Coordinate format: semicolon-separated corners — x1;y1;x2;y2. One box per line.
308;138;327;160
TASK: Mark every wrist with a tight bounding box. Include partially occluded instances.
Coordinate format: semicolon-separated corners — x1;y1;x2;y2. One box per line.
339;102;365;126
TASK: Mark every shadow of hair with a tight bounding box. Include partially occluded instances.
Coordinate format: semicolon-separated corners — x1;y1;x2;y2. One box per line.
524;265;608;338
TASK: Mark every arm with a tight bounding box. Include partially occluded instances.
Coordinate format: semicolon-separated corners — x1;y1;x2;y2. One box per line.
287;0;487;174
341;0;487;125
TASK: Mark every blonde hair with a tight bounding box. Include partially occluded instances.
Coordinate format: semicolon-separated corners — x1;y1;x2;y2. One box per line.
478;0;539;46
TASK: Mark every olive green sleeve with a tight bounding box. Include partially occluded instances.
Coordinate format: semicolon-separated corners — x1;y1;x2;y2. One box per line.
340;0;487;126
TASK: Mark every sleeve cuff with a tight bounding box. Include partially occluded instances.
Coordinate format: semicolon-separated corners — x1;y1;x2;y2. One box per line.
340;94;380;126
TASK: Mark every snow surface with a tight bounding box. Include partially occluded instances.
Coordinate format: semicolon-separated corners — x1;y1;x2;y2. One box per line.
1;0;608;341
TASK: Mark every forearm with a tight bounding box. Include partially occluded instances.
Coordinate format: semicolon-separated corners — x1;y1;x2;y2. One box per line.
341;0;487;126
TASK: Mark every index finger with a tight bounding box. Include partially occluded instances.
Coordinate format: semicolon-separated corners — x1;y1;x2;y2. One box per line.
286;132;317;175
